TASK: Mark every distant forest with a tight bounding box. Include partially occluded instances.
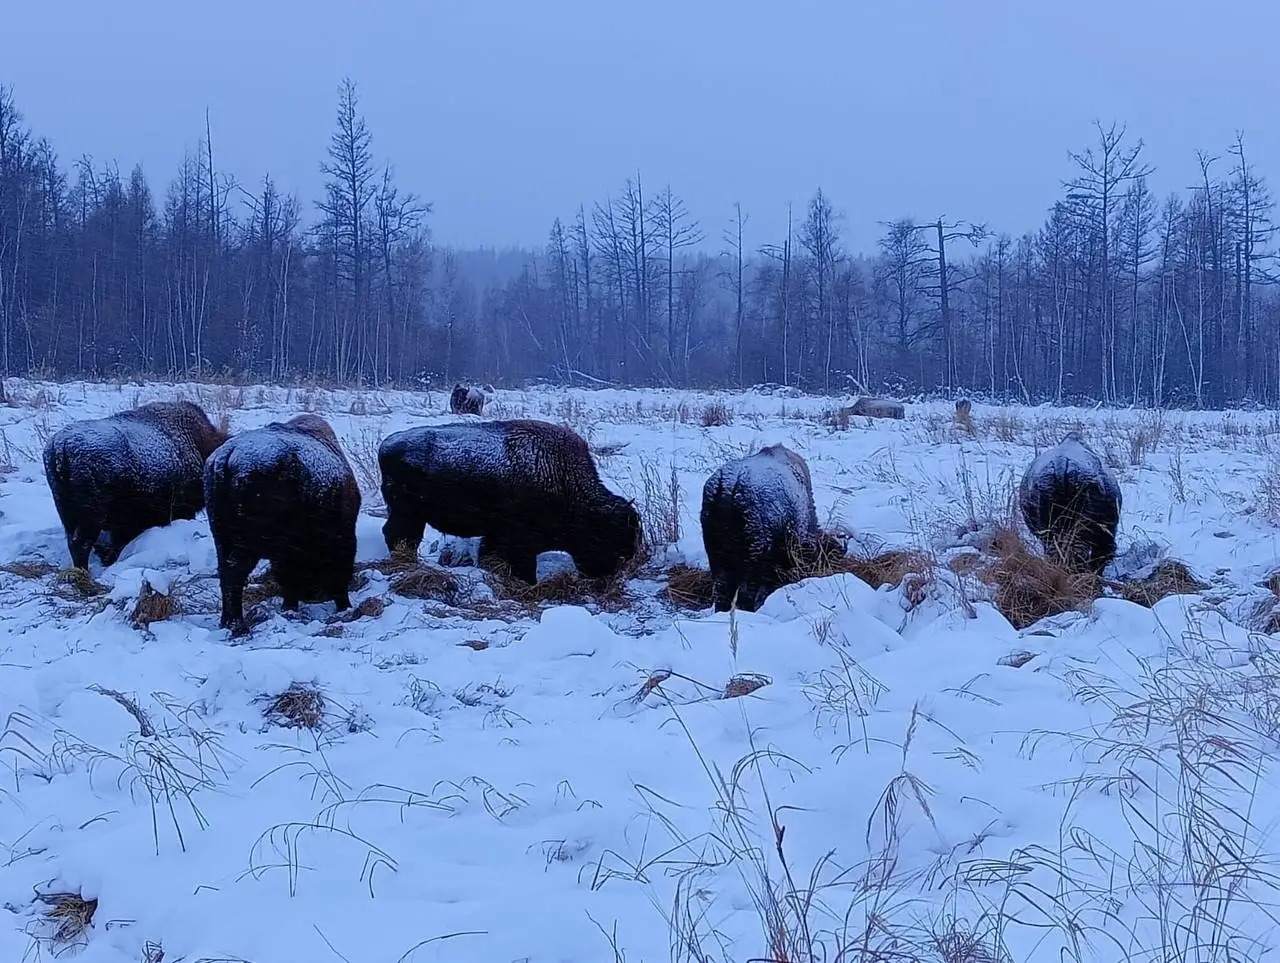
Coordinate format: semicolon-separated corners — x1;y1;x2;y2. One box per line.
0;78;1275;407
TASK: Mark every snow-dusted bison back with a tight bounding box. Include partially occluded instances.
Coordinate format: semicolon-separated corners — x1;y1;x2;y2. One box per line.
204;414;361;634
700;443;824;612
378;419;641;583
42;400;227;569
1019;433;1121;574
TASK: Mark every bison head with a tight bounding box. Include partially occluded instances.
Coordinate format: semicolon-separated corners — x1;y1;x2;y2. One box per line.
575;496;643;579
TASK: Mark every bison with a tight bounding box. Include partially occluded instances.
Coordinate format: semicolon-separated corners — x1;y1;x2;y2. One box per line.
43;400;228;570
1019;433;1122;575
204;414;361;633
449;384;487;416
700;443;834;613
378;419;641;584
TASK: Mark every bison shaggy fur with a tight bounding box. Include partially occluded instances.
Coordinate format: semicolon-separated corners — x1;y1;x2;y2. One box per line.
204;414;361;633
700;443;829;612
1019;433;1122;575
449;384;487;416
378;419;641;583
43;400;228;569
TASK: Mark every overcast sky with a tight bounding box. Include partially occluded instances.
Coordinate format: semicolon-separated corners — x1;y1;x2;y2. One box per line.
8;0;1278;253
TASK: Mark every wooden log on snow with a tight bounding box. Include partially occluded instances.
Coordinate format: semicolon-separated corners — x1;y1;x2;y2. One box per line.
845;396;905;420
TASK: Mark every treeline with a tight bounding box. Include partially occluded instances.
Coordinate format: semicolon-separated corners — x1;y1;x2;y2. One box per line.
0;78;1276;407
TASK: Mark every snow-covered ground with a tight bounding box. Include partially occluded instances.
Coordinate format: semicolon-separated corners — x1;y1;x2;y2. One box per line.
1;378;1279;962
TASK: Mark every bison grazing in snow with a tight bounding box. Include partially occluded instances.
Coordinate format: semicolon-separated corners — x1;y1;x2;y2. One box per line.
204;414;361;633
378;419;642;583
449;384;487;416
700;443;834;613
43;400;228;570
1019;433;1122;575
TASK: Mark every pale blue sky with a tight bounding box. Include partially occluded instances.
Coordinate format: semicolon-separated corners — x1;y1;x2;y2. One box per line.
8;0;1277;251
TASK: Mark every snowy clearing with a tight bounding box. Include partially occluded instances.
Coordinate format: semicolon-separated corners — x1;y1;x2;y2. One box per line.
0;379;1279;962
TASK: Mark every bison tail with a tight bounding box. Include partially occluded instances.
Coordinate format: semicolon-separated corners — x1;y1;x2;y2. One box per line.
202;449;235;531
42;440;75;496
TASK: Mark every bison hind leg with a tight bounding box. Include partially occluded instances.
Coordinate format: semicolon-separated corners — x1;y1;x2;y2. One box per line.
217;552;256;632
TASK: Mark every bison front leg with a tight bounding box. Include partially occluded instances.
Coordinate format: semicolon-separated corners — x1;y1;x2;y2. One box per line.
479;534;538;584
67;524;100;571
710;574;738;613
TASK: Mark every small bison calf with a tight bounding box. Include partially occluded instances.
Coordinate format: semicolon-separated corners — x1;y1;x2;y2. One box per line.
1019;433;1122;575
700;443;835;612
204;414;361;633
43;400;228;569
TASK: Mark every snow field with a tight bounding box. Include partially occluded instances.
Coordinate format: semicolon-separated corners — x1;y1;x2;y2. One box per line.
0;380;1277;961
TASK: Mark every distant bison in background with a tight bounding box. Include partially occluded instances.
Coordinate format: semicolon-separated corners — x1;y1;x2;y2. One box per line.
378;419;641;584
43;400;228;569
1019;433;1121;575
204;414;361;633
700;443;835;612
449;384;487;416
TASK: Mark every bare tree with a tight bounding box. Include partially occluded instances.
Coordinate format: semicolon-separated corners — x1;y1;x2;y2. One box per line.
317;77;376;381
1064;120;1155;402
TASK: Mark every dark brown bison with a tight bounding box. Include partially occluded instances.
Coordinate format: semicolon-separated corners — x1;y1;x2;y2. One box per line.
449;384;487;416
378;419;641;583
1019;433;1122;575
700;443;834;613
204;414;361;633
43;400;228;569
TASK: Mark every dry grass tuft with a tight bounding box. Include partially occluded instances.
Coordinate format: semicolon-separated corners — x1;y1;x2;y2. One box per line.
699;400;734;427
241;569;281;609
947;552;984;576
486;566;633;613
53;566;108;600
634;669;673;702
845;549;934;591
330;596;386;623
362;549;420;577
262;682;325;730
794;535;934;606
35;891;97;946
1111;559;1208;608
722;673;770;699
665;563;715;610
131;579;176;630
977;530;1099;629
0;559;58;580
390;564;461;602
